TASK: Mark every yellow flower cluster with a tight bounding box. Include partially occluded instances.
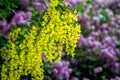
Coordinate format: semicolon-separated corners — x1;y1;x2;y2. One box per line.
1;27;44;80
1;0;81;80
41;1;81;60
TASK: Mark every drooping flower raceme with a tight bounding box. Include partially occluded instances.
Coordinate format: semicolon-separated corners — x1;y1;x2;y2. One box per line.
40;1;81;62
1;27;44;80
0;0;81;80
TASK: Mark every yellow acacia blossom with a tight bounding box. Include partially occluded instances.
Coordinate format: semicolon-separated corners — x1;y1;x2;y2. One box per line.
1;0;81;80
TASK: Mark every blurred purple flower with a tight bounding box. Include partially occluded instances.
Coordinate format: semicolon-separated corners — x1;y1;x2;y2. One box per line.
93;16;100;24
23;12;32;20
84;22;91;28
81;14;90;21
2;26;11;38
64;0;76;8
53;68;58;74
40;0;50;3
0;20;7;30
99;24;108;31
0;20;11;38
0;11;32;38
62;51;65;56
91;41;101;48
100;48;118;63
20;0;29;7
64;0;81;8
85;49;93;55
111;62;120;74
33;2;46;12
51;61;72;80
90;31;100;37
93;66;103;74
102;36;118;48
10;11;32;26
77;35;86;47
71;77;79;80
42;54;46;61
103;0;117;6
111;76;120;80
83;77;90;80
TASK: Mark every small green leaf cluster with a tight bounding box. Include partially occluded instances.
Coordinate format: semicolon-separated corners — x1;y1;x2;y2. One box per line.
0;0;19;20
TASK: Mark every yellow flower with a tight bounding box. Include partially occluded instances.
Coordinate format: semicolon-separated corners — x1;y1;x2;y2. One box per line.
1;0;81;80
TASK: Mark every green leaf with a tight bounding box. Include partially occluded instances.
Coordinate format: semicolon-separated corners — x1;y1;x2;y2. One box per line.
101;76;106;80
77;3;85;14
75;71;81;76
86;54;99;61
98;8;109;23
59;0;63;3
75;48;84;57
47;69;52;74
87;0;92;7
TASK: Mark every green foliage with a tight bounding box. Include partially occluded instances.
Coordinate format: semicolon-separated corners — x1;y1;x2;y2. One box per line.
44;62;52;75
98;7;110;23
0;35;8;48
76;3;85;14
0;0;19;20
30;9;44;27
76;0;92;15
